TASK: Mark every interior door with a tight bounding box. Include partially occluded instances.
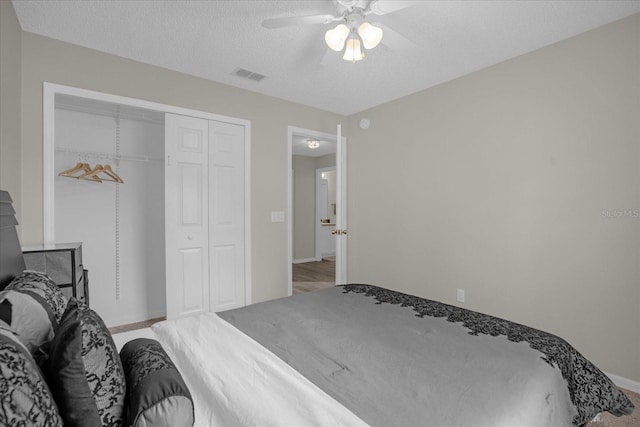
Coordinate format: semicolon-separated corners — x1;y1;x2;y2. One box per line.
209;120;246;311
335;124;348;284
165;113;210;319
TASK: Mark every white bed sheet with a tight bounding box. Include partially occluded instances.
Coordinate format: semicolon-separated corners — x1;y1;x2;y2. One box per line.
113;314;368;427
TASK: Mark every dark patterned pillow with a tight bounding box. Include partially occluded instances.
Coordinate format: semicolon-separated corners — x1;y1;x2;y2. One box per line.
0;325;63;426
56;298;126;427
46;303;102;427
120;338;194;427
6;270;68;323
0;288;56;358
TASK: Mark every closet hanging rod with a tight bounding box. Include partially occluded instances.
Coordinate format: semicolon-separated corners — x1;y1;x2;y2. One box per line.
55;148;161;163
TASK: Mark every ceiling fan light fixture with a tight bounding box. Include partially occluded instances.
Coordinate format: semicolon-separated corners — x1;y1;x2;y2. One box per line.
325;24;350;51
358;22;383;49
343;36;364;62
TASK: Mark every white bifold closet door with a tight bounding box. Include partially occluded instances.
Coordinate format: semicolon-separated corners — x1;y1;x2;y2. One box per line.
165;113;245;319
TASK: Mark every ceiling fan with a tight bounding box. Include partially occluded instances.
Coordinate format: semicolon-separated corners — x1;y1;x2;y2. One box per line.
262;0;419;62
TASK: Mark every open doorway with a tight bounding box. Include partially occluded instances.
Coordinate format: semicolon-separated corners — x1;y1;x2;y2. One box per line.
291;136;336;294
288;126;345;295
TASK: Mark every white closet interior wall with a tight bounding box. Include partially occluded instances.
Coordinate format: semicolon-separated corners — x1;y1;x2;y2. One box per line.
55;98;165;326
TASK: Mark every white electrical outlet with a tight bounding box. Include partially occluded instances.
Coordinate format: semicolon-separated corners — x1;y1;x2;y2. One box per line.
456;288;465;303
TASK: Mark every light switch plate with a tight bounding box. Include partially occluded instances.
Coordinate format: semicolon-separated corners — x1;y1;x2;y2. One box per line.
271;211;285;223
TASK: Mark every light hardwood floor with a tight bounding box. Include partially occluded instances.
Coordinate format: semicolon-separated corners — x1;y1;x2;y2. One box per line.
293;258;335;294
108;317;165;335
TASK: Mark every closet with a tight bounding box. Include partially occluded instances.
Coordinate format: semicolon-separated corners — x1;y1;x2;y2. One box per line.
52;90;248;327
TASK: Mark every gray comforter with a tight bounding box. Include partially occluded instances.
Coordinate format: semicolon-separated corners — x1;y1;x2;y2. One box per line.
219;284;633;427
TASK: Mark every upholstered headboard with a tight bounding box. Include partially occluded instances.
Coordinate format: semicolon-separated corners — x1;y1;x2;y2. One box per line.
0;190;25;289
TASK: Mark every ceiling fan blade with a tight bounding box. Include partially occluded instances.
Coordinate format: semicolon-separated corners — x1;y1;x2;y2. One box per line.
368;0;421;16
320;46;340;67
262;14;339;29
379;23;416;52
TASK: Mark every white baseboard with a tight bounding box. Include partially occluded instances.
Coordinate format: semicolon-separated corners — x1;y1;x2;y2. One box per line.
293;257;318;264
606;372;640;393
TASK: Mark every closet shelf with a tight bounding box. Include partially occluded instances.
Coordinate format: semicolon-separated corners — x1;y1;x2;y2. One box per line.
56;148;161;163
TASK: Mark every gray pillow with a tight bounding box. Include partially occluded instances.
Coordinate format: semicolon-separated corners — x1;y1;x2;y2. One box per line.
120;338;194;427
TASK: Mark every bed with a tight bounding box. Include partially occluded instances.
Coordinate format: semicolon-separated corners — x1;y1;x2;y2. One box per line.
0;189;635;427
111;285;635;427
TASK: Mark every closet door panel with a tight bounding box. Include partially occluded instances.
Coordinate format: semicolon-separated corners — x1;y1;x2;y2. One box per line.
212;245;236;305
209;121;246;312
180;164;203;225
181;247;206;311
165;114;210;319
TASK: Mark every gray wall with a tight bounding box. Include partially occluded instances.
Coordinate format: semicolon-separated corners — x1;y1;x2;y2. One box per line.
0;1;22;218
346;14;640;382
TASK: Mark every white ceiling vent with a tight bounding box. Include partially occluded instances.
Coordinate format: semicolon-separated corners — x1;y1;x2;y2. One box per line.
231;67;267;83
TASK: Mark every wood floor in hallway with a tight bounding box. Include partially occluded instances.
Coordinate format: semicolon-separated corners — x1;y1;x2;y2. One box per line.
292;258;335;294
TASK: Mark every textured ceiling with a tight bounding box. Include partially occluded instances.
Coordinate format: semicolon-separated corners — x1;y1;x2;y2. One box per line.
12;0;640;116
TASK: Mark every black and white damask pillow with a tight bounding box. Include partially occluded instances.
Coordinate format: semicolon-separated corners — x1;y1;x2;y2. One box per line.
0;288;57;359
52;298;126;427
0;326;63;426
120;338;194;427
46;309;102;427
6;270;68;322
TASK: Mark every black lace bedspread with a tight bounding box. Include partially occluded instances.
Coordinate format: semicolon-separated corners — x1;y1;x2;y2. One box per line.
220;284;634;426
342;284;634;425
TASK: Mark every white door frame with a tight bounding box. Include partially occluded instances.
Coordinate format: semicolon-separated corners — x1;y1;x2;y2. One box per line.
335;124;347;285
42;82;252;305
287;126;346;296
